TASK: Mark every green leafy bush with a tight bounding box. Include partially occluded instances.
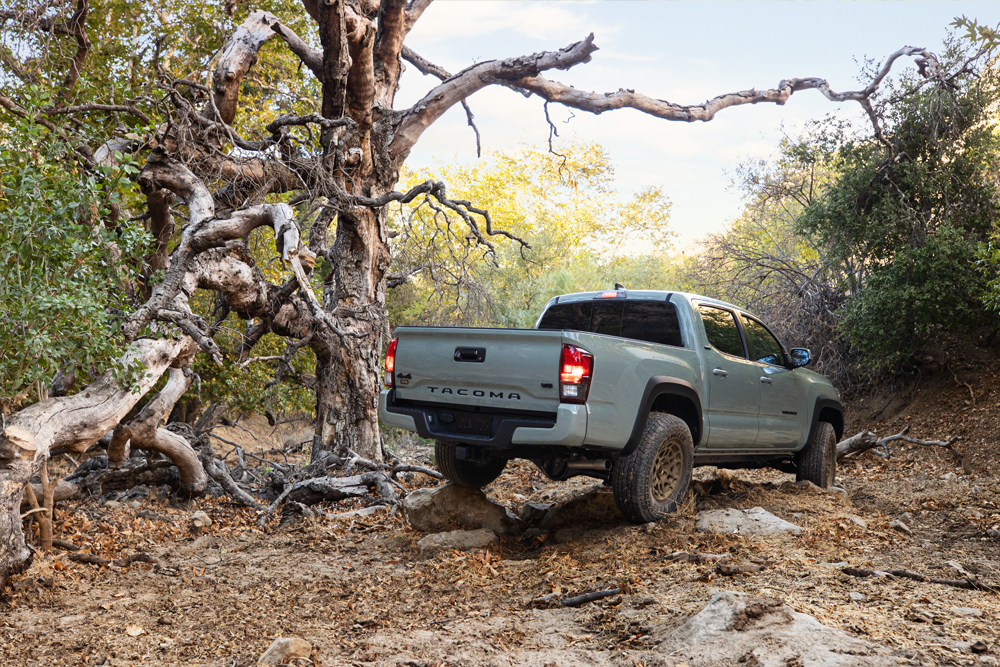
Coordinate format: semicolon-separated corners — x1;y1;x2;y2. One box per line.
0;116;150;409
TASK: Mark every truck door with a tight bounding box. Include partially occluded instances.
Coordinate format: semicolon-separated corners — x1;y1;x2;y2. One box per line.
697;304;760;448
739;315;803;449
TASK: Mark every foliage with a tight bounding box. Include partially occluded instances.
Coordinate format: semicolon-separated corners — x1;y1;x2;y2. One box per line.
690;32;1000;386
0;0;323;417
689;130;854;385
388;142;679;329
0;113;150;410
797;37;1000;369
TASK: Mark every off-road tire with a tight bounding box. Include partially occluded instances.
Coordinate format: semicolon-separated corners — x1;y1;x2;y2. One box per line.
612;413;694;523
434;441;507;488
796;421;836;488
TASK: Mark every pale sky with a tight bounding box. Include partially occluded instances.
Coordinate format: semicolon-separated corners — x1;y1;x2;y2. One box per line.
395;1;1000;249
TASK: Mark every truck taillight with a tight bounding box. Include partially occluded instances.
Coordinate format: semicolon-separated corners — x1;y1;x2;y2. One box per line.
384;338;398;389
559;344;593;404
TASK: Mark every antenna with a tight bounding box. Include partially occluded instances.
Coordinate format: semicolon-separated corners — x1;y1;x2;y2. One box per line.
614;282;626;290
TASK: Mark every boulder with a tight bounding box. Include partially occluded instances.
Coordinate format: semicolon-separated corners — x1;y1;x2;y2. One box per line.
402;484;520;535
417;529;497;553
696;507;802;536
655;591;895;666
539;487;621;528
259;637;312;664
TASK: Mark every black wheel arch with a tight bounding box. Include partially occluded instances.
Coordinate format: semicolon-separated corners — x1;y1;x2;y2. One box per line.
807;396;844;445
622;376;703;455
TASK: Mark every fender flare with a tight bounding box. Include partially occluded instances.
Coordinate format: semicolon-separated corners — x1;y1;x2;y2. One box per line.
622;376;703;454
805;396;844;448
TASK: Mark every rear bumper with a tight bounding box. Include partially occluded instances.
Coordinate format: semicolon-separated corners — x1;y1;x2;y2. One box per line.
379;389;587;448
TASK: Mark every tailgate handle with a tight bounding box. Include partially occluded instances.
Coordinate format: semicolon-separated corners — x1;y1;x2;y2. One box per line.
454;347;486;363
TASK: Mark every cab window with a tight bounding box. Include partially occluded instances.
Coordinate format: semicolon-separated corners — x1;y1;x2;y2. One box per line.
537;302;593;331
742;316;785;366
539;300;684;348
698;305;746;358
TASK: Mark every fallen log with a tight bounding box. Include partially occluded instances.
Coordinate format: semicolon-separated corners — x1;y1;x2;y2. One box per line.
836;426;967;473
835;431;878;460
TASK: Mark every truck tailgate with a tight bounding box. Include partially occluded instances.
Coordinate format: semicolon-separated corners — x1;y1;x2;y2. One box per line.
392;327;564;414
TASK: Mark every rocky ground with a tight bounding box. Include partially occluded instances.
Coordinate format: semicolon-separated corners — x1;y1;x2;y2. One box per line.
2;349;999;667
1;448;998;667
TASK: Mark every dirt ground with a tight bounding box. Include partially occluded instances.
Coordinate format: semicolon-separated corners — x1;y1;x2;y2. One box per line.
3;351;1000;667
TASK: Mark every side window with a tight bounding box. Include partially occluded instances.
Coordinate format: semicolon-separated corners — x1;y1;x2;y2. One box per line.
620;301;684;347
591;301;624;336
742;316;785;366
698;305;746;358
537;302;593;331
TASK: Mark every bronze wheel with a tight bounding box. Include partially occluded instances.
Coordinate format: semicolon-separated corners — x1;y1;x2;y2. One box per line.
651;438;684;502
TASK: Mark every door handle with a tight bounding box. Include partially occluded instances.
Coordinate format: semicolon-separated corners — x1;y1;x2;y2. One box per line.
759;377;773;385
712;368;728;377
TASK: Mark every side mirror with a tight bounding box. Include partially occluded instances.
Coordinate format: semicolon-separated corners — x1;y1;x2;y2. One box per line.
789;348;811;369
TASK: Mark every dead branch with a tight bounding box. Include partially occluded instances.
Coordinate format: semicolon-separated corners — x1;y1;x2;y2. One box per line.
665;551;729;564
717;562;767;576
842;566;998;593
561;588;621;607
119;366;207;496
270;20;322;77
390;34;599;158
263;472;399;517
66;552;161;569
513;46;940;158
200;455;263;511
51;539;78;551
948;363;976;405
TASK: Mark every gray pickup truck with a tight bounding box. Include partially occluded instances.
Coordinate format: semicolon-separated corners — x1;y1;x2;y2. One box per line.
379;288;843;522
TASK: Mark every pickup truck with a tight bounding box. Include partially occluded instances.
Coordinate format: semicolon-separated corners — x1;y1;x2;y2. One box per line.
379;289;843;523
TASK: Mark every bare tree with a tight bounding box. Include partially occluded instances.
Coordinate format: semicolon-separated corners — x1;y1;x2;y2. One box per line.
0;0;951;585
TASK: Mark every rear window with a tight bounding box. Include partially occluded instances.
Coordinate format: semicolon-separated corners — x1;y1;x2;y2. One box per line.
536;301;593;331
538;300;683;348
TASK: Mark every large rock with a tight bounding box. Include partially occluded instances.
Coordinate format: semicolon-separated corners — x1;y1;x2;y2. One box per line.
402;484;520;535
258;637;312;664
539;486;622;528
696;507;802;536
656;591;895;666
417;529;497;553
